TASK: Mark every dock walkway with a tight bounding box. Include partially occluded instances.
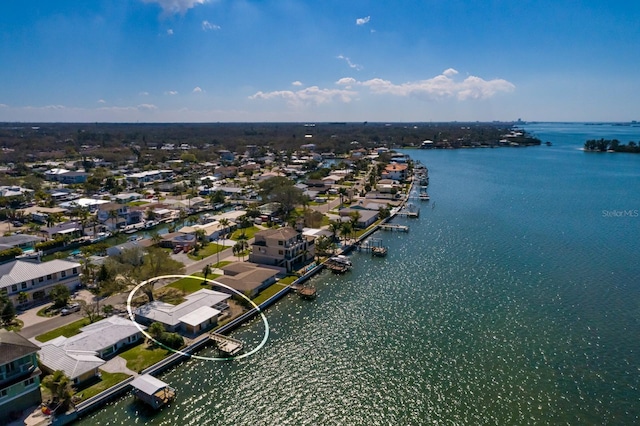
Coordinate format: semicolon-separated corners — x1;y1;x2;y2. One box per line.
210;332;244;356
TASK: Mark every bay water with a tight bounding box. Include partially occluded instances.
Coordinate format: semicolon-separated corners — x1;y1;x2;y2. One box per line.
78;123;640;425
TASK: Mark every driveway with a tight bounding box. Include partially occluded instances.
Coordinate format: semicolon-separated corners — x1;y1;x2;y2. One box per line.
20;311;84;339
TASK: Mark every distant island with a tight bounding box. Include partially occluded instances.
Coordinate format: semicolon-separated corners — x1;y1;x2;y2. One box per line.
583;138;640;153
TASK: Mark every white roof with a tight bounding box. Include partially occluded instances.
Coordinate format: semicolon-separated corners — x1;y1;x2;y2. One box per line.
179;305;221;327
130;374;168;395
0;259;80;289
46;316;145;354
60;198;110;208
135;289;229;327
37;344;104;380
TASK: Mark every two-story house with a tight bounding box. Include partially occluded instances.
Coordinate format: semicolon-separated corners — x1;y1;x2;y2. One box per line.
249;227;315;273
0;331;41;419
381;162;408;182
0;259;81;308
97;203;142;230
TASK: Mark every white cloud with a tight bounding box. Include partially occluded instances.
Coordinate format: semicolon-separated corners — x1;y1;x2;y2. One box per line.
139;91;150;96
443;68;458;77
167;28;174;35
249;86;357;106
202;20;220;31
356;16;370;26
165;90;179;95
192;86;203;93
97;99;106;104
336;69;515;100
337;55;362;70
137;104;158;111
141;0;209;15
0;103;9;108
291;81;303;86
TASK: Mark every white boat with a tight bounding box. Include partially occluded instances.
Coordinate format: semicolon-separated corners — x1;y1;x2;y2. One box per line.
329;255;352;266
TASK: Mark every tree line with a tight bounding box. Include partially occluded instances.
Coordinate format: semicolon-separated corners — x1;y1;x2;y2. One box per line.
584;138;640;153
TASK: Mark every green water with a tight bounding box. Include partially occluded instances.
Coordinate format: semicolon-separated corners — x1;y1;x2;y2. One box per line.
78;123;640;425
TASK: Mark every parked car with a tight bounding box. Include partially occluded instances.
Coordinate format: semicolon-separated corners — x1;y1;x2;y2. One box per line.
61;303;81;316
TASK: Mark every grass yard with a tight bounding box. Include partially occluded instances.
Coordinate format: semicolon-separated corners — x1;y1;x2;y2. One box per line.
252;282;288;306
187;243;225;260
35;318;92;342
75;371;131;402
231;225;259;240
168;273;221;293
278;276;298;285
120;343;173;373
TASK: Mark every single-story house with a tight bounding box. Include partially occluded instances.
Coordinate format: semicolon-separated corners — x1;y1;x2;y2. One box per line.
215;262;279;298
338;208;379;229
160;232;196;249
37;344;105;386
134;289;230;335
40;316;146;359
0;234;42;253
40;221;83;240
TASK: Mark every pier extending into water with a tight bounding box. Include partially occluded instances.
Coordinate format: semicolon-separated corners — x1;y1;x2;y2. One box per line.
379;224;409;232
210;332;244;356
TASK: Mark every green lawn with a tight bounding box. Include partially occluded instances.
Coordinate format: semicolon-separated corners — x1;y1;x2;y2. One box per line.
127;201;149;207
278;276;298;285
252;283;288;306
231;225;259;240
187;243;225;260
75;371;131;402
120;343;173;373
35;318;92;342
168;273;221;293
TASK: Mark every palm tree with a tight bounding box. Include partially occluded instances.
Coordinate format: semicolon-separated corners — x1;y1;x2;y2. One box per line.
233;233;249;261
218;217;230;239
349;211;362;238
150;230;162;246
338;187;348;208
340;222;352;247
41;370;74;413
202;264;212;284
328;220;341;243
77;207;90;236
108;209;118;231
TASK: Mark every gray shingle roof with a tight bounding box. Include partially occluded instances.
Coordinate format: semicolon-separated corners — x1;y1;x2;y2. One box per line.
0;330;39;364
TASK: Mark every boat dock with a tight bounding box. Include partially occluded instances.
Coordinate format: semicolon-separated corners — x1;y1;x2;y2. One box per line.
396;202;420;218
296;285;317;299
357;238;389;257
210;332;244;356
379;224;409;232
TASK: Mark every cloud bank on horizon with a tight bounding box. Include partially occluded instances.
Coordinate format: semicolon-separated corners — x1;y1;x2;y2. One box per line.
0;1;639;122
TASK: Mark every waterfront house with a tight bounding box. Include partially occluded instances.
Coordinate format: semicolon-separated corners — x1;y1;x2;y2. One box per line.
37;344;104;386
0;235;42;254
381;162;408;181
0;331;41;420
249;227;315;273
215;262;279;298
40;221;83;240
338;208;379;229
134;289;230;336
0;259;81;308
40;316;146;359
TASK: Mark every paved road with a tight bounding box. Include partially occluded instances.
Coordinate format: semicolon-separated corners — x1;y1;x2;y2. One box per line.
20;311;84;339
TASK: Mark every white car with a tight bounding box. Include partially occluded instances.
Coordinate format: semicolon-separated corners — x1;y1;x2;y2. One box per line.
61;303;81;316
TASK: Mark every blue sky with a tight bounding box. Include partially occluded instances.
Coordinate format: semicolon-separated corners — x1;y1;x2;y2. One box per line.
1;0;639;122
